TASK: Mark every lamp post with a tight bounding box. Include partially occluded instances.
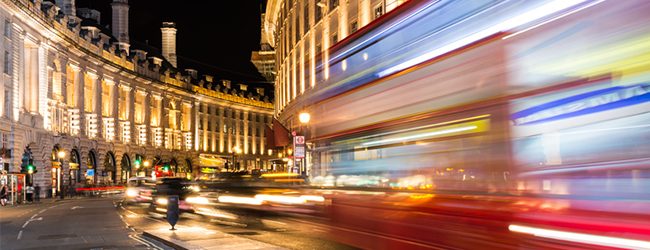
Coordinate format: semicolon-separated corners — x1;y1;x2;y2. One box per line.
298;112;310;175
232;146;242;171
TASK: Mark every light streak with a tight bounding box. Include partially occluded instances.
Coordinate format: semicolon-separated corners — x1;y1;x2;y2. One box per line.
362;126;477;146
377;0;592;78
509;225;650;249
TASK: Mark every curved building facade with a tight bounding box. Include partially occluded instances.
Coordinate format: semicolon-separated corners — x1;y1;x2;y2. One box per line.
0;0;275;198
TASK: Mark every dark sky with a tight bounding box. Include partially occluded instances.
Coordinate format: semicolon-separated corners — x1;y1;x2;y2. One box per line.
76;0;268;83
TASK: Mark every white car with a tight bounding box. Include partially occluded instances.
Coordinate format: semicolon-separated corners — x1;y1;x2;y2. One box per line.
124;177;155;205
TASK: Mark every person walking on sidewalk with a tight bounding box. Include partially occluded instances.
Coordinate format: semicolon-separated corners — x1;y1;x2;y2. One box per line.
1;184;7;206
26;185;34;203
34;184;41;202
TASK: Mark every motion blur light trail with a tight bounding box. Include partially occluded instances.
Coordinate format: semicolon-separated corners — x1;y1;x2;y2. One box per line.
509;225;650;249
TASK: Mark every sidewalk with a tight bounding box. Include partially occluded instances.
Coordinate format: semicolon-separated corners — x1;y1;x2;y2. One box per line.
144;227;288;250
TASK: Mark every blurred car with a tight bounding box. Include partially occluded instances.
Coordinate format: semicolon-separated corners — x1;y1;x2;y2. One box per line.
149;177;198;214
124;177;155;205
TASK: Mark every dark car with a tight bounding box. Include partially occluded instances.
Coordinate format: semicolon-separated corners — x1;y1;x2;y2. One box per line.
149;177;198;214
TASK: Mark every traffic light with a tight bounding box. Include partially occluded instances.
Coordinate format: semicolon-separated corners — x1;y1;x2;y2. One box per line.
27;164;34;174
163;165;169;172
135;159;140;169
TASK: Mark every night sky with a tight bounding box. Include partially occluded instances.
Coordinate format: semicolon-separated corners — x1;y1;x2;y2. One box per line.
76;0;269;84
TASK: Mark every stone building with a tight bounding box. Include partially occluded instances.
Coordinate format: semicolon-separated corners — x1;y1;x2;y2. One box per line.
0;0;275;198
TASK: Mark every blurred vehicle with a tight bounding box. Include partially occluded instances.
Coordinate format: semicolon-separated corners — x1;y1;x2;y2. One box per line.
124;177;155;205
186;172;328;226
278;0;650;249
148;177;197;214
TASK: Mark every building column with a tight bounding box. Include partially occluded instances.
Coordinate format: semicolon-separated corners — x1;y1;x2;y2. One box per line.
72;67;85;135
90;73;102;135
29;46;39;113
210;106;216;152
127;86;135;143
243;111;249;154
218;107;224;153
143;91;150;144
251;113;257;155
202;105;208;151
227;109;232;152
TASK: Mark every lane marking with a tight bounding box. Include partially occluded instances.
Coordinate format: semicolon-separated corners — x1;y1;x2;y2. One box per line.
17;230;23;239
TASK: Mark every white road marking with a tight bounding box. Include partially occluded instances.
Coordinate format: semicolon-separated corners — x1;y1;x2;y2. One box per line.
71;206;84;210
17;230;23;240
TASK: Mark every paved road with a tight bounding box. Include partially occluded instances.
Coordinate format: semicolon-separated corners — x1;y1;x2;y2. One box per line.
0;197;172;250
1;196;356;250
119;200;357;250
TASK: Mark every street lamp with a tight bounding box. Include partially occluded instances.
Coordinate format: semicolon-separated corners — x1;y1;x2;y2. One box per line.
299;113;310;124
144;161;150;167
58;151;66;159
298;112;310;175
232;146;242;171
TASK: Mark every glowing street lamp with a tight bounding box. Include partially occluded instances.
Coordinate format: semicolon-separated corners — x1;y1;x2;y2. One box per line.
299;113;310;124
58;151;66;159
144;161;150;167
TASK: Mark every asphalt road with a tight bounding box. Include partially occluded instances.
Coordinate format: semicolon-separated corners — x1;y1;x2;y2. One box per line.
0;197;172;250
120;200;357;250
0;196;356;250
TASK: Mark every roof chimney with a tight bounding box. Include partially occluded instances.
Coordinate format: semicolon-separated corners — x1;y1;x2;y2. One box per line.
111;0;130;54
161;22;177;68
56;0;76;16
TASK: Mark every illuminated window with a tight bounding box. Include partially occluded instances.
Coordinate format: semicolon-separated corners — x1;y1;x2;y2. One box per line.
118;88;127;120
101;80;110;117
315;2;322;23
134;93;143;124
3;51;10;74
350;20;358;34
84;75;93;112
4;21;10;39
329;0;338;12
66;67;75;107
3;90;10;118
374;4;384;19
304;4;309;34
150;96;159;126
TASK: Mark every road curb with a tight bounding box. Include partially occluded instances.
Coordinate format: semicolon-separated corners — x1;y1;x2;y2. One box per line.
143;230;204;250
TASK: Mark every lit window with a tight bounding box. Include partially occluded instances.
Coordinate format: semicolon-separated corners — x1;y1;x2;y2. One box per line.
374;5;384;19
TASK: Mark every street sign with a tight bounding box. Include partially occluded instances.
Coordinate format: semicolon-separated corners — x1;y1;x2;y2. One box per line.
295;145;305;159
166;195;179;230
292;131;297;136
295;136;305;145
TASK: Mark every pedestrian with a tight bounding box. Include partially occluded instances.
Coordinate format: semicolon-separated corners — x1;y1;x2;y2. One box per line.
26;185;34;203
34;184;41;202
1;184;7;206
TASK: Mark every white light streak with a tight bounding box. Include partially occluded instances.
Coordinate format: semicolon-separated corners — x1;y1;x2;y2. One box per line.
362;126;477;146
377;0;591;78
503;0;606;40
509;225;650;249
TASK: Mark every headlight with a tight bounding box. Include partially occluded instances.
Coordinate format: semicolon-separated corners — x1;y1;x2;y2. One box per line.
156;198;168;205
126;189;138;197
186;197;209;204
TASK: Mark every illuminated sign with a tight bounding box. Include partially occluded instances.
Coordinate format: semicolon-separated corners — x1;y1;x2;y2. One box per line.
512;83;650;126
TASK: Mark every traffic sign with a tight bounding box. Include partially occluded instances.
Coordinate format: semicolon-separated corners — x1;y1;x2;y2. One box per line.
295;136;305;145
292;131;297;136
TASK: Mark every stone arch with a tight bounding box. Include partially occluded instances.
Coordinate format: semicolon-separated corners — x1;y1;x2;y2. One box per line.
103;151;117;184
69;148;81;185
86;151;97;185
120;153;131;183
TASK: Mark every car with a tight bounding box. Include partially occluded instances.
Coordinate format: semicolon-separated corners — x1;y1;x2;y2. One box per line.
148;177;198;214
124;177;155;205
